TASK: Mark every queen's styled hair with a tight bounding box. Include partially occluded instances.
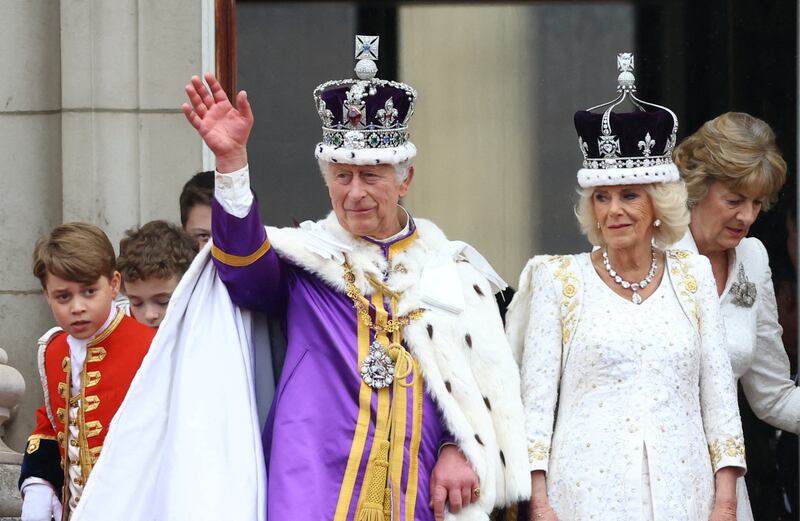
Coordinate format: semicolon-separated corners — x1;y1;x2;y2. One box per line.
575;181;690;248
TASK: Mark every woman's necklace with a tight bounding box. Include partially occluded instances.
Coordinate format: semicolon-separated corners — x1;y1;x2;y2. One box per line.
602;248;657;304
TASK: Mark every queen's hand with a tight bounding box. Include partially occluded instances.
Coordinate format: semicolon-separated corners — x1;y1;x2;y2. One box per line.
530;471;559;521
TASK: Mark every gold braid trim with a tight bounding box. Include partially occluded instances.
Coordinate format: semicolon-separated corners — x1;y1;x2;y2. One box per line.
26;434;57;454
345;259;424;521
211;238;271;267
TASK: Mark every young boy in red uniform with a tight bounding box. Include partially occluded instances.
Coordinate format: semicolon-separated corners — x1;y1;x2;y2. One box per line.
19;223;156;521
117;220;198;328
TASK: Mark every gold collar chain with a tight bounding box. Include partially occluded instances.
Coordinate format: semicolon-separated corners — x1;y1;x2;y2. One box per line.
342;261;424;334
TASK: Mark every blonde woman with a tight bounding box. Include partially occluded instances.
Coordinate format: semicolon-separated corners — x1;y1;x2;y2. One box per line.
507;57;746;520
674;112;798;521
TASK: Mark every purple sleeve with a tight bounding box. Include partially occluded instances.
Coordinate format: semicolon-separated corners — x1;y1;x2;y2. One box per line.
211;196;288;314
438;430;456;451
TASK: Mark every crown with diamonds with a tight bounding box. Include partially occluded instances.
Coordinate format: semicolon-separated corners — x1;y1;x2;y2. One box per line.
574;53;680;188
313;35;417;166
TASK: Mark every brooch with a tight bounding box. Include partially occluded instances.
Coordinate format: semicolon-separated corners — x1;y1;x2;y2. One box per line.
360;341;394;389
730;264;756;307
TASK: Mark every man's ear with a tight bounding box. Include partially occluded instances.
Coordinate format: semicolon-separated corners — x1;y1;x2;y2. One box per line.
399;166;415;197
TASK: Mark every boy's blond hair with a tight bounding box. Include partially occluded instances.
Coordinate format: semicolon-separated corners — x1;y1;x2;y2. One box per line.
117;220;198;284
32;222;116;288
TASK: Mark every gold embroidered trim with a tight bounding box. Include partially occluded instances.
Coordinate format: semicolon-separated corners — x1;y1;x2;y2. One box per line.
84;420;103;438
26;440;39;454
84;395;100;412
547;256;579;344
61;356;70;373
528;440;550;462
85;371;101;387
86;347;106;363
78;365;93;481
668;250;700;327
89;446;102;464
57;407;66;424
211;239;271;267
89;309;124;346
386;228;418;261
709;436;746;470
26;434;57;454
57;382;67;399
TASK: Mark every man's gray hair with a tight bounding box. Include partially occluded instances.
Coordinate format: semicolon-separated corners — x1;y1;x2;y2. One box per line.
318;159;412;185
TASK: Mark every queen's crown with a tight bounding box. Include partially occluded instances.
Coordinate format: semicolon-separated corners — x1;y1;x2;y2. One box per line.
574;53;679;174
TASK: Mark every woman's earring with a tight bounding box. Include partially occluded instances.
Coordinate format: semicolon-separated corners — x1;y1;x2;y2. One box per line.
596;222;601;229
654;219;662;228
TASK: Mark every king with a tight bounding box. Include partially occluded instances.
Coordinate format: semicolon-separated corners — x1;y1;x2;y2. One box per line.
181;35;529;520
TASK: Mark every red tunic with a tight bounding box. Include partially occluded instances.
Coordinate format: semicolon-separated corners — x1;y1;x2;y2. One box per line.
23;310;155;503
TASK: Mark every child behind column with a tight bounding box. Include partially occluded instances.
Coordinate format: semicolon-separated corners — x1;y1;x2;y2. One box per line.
117;220;198;329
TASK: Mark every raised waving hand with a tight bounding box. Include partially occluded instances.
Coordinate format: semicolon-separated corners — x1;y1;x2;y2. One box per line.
182;73;253;172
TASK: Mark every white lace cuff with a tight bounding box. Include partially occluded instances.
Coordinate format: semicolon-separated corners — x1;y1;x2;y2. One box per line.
215;165;253;218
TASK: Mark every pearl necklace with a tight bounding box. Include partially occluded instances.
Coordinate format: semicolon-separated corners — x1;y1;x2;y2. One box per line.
602;249;657;304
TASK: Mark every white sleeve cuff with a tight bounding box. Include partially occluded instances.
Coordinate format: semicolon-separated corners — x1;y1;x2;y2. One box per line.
215;165;254;218
20;477;55;496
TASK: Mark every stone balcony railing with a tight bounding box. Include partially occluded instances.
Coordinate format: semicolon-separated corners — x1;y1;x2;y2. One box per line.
0;347;25;518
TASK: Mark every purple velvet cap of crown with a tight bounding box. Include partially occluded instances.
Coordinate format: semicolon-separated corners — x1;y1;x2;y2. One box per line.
574;107;680;187
320;82;413;129
575;108;675;159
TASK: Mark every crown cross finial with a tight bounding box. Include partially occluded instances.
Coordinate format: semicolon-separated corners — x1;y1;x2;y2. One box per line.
354;35;379;80
616;52;636;93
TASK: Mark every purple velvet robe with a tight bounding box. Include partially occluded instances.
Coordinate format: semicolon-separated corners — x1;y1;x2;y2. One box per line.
212;198;449;521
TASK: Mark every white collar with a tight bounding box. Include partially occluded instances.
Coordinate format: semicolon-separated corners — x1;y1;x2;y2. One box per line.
675;230;738;299
66;305;117;391
66;305;118;347
366;205;411;245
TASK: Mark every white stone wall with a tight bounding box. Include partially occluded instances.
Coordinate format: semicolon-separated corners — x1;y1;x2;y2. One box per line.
0;0;205;454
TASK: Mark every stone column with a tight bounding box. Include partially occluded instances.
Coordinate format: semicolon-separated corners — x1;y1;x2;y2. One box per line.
0;3;207;516
0;348;25;518
0;0;63;458
60;0;204;241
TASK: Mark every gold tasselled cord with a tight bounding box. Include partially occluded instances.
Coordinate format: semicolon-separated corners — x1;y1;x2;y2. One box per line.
351;264;423;521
